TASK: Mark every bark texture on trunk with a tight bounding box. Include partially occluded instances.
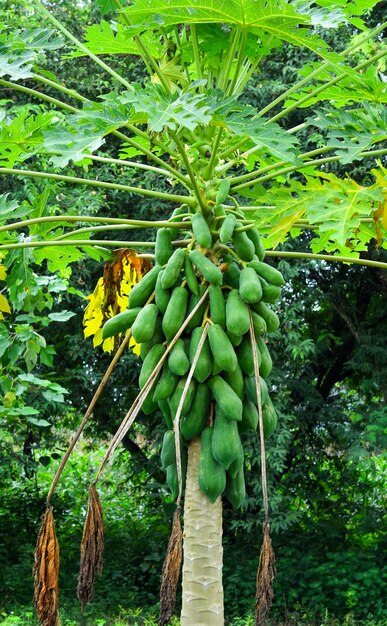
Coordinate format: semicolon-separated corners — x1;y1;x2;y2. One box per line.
181;437;224;626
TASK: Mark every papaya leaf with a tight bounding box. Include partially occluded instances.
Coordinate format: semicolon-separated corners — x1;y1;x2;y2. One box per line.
308;105;387;164
74;20;162;58
216;104;301;163
42;126;105;167
121;0;351;71
0;109;55;167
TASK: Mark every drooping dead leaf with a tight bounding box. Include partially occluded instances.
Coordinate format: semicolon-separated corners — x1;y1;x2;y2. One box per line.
83;248;151;353
77;483;104;610
158;506;183;626
33;506;60;626
255;521;276;626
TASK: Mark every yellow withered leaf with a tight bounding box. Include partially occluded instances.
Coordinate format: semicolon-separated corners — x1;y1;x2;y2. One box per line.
0;293;11;315
83;249;151;354
0;265;7;280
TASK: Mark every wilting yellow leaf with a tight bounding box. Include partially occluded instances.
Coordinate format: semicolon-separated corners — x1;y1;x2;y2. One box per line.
0;293;11;314
0;265;7;280
83;249;151;354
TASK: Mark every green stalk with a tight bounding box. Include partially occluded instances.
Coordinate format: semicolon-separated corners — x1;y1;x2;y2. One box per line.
229;147;333;186
227;29;247;96
0;240;155;252
231;147;387;192
191;24;203;86
169;133;206;211
113;0;171;95
0;79;78;113
35;1;134;92
53;224;154;240
217;28;240;92
86;154;180;181
268;48;387;125
0;215;185;235
32;72;89;104
258;20;387;119
265;250;387;270
0;168;195;206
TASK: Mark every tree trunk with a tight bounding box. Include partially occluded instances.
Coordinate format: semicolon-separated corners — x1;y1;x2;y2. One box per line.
181;437;224;625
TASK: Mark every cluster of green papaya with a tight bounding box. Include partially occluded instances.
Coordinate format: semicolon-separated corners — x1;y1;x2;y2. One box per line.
102;192;284;508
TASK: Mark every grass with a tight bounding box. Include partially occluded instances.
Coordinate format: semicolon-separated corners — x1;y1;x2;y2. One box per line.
1;607;386;626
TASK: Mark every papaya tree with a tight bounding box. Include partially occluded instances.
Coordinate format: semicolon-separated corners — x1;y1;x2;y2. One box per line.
0;1;386;624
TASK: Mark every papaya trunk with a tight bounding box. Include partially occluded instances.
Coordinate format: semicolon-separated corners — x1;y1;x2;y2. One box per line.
181;437;224;625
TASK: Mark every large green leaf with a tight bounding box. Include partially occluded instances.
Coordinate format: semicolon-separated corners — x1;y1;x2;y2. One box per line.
0;109;55;166
247;172;384;255
308;105;387;164
121;0;350;70
215;103;301;163
73;21;162;58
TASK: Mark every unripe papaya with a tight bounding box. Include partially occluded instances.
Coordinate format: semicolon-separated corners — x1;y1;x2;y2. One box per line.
216;179;231;204
226;467;246;509
155;270;170;314
219;213;236;243
128;265;162;309
235;335;261;377
251;310;267;336
189;250;223;286
153;363;179;402
261;281;282;304
192;213;212;248
188;326;213;382
161;429;177;469
198;427;226;503
223;362;245;400
131;303;159;344
212;410;242;470
139;317;165;359
180;382;210;440
185;284;208;332
184;255;199;295
208;323;238;373
226;289;250;336
162;286;188;341
252;301;279;333
168;338;190;376
208;376;243;422
209;285;226;327
139;343;166;390
263;397;278;438
169;376;196;418
248;259;284;286
161;248;186;289
245;375;269;407
158;398;173;429
223;261;240;289
102;308;140;340
257;336;273;378
239;399;259;433
232;222;255;261
155;228;173;265
228;448;244;480
239;267;263;304
246;230;265;262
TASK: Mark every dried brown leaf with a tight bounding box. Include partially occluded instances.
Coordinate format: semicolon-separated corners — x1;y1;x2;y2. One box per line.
77;483;104;610
158;506;183;626
33;506;60;626
255;521;276;626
